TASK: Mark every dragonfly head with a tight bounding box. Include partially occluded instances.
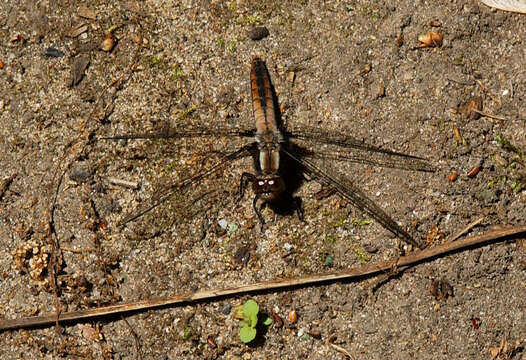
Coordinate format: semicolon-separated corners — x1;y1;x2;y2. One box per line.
253;176;285;201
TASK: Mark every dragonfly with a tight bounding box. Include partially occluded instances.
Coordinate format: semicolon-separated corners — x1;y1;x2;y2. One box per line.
106;56;434;249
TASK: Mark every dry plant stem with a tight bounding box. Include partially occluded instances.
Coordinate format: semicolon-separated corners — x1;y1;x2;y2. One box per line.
472;109;507;121
328;342;355;360
122;317;143;360
61;247;97;253
449;217;484;242
108;177;139;189
1;225;525;331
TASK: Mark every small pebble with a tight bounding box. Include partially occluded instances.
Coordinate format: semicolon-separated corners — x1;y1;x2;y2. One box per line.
219;303;231;315
218;219;228;229
69;165;91;183
43;47;65;58
248;26;269;41
288;310;298;324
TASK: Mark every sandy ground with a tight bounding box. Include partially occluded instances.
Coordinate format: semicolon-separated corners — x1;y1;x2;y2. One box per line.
1;0;525;359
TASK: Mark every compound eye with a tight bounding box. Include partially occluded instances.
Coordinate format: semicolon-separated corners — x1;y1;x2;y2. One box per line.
268;179;274;185
258;180;265;186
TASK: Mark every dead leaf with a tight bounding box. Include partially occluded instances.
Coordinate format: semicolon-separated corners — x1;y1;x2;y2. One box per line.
78;5;97;20
418;31;443;48
426;225;445;245
460;97;483;120
70;55;90;86
429;279;453;300
480;0;526;14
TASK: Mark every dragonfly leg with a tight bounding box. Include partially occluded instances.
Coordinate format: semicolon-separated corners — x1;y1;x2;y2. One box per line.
252;195;266;231
238;172;256;203
293;196;304;221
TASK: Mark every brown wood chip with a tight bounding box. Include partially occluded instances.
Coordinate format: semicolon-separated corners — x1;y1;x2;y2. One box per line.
70;55;90;87
68;24;88;38
78;5;97;20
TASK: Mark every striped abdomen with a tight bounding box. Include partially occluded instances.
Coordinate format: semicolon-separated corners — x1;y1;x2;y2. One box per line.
250;56;278;136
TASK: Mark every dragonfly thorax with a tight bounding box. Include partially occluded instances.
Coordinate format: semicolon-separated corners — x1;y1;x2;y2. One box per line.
258;146;280;174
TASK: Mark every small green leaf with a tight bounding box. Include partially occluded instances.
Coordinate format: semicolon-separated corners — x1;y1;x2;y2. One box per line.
180;105;196;118
243;300;259;318
352;218;371;226
249;313;258;328
324;255;334;267
239;326;257;343
262;316;272;326
183;326;193;340
353;244;370;264
228;39;236;52
234;305;245;320
228;223;238;233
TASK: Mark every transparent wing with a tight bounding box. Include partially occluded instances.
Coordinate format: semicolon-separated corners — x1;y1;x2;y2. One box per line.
298;148;435;172
117;144;254;226
103;124;256;141
285;126;435;172
282;148;422;248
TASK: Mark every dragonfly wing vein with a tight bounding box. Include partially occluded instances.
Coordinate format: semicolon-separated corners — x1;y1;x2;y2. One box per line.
118;144;254;226
282;148;422;248
301;149;435;172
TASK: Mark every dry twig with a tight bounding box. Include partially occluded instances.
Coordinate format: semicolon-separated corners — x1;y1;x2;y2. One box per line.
449;217;484;242
0;225;524;331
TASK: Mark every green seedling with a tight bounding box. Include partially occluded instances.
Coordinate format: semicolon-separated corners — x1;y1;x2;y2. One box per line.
180;105;196;119
352;218;371;226
234;299;272;344
353;244;371;264
171;64;183;80
228;223;238;234
496;135;524;159
228;39;236;52
493;135;525;193
326;235;336;245
245;15;260;25
324;254;334;267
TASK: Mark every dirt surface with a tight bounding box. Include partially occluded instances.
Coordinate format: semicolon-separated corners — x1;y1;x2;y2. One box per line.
1;0;525;359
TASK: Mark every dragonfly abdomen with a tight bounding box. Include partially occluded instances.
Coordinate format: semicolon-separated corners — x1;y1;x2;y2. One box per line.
251;56;278;135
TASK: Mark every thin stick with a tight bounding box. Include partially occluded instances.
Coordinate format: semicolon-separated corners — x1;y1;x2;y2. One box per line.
61;247;97;253
449;217;484;242
328;342;355;360
1;225;525;331
122;317;143;360
472;109;507;121
108;177;140;190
